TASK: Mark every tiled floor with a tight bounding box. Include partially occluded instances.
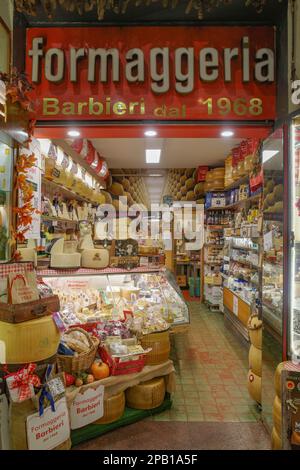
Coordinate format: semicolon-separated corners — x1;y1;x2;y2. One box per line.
153;302;261;423
74;302;270;450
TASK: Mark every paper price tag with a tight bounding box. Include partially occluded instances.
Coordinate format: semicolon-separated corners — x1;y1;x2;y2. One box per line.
264;230;273;251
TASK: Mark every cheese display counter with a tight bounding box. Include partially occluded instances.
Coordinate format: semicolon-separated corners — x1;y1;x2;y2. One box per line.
38;268;190;329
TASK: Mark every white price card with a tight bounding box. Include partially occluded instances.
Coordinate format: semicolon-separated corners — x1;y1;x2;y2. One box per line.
233;296;238;317
264;230;273;251
26;397;70;450
70;383;104;430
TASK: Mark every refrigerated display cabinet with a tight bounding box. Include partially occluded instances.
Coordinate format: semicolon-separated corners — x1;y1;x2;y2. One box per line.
39;268;190;327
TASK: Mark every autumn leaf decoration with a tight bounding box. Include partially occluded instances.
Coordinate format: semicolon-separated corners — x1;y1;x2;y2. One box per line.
12;151;40;243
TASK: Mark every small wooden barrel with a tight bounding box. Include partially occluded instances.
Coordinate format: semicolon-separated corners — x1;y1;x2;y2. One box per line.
141;330;170;366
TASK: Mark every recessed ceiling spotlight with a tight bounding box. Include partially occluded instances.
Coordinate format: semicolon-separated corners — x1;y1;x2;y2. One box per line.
221;130;234;137
144;130;157;137
67;130;81;137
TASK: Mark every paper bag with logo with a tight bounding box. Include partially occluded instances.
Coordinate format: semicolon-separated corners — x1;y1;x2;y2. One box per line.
8;272;39;304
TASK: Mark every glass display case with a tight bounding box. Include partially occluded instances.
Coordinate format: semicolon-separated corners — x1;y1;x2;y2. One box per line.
0;132;13;263
41;269;190;328
261;127;284;432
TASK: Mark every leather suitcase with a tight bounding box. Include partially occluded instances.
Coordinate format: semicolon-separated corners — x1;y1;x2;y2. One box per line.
0;295;60;323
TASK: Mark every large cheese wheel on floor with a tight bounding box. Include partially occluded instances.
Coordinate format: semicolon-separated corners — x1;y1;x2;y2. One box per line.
247;369;261;404
273;395;282;436
126;377;165;410
94;391;125;425
141;331;170;365
271;427;282;450
248;345;262;376
274;362;285;399
0;316;60;363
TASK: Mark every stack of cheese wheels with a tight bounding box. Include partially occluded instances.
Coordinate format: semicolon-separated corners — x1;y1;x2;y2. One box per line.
204;167;225;192
101;191;113;205
110;182;124;197
247;315;262;404
271;362;285;450
224;155;233;188
125;377;166;410
94;391;125;425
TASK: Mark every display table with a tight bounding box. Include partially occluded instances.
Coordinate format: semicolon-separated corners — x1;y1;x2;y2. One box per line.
66;360;175;447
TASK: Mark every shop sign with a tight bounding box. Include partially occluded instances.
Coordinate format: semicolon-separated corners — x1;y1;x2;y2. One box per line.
26;26;276;121
70;383;104;430
26;397;70;450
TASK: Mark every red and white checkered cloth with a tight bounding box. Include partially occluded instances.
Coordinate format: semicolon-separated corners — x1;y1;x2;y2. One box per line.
37;266;164;276
0;262;34;279
284;362;300;372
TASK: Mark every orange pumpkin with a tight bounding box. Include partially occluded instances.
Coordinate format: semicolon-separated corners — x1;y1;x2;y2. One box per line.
90;360;110;380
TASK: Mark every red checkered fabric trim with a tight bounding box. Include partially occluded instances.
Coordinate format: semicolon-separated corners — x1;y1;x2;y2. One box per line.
37;266;164;276
284;362;300;372
0;262;34;278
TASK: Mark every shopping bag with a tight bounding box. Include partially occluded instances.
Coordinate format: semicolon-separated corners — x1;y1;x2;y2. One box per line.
8;272;39;304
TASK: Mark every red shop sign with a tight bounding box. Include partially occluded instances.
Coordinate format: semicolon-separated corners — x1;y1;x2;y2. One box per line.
26;26;276;122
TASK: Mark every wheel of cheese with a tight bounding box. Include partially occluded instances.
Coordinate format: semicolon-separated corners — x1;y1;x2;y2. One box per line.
273;395;282;436
186;190;195;201
205;171;214;182
211;167;225;177
274;362;285;399
121;178;130;191
94;391;125;425
248;316;262;349
102;191;113;204
0;317;60;364
196;198;205;205
247;369;261;404
248;345;262;376
181;186;187;196
194;182;204;196
126;377;165;410
106;174;112;188
141;331;170;366
274;184;284;201
185;178;195;191
110;182;124;196
185;168;194;178
95;192;106;205
271;427;282;450
180;175;187;185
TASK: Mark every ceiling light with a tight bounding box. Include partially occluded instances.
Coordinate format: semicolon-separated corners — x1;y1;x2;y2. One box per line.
67;130;80;137
263;150;279;163
146;149;161;164
149;173;162;177
144;130;157;137
221;130;234;137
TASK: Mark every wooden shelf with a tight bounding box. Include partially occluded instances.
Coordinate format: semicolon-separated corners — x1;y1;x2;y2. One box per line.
204;244;224;248
231;245;259;252
224;176;249;191
206;193;261;212
230;259;259;269
42;177;91;203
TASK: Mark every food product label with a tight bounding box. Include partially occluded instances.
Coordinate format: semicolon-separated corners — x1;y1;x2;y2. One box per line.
70;383;104;430
26;397;70;450
233;296;238;316
264;230;273;251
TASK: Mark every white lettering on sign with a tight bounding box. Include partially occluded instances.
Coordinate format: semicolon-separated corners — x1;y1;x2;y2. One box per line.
70;384;104;430
28;36;275;93
26;398;70;450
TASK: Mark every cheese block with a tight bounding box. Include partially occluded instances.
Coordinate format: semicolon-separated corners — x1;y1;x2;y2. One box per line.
50;239;81;268
18;248;37;267
81;249;109;269
126;377;165;410
0;316;60;363
121;287;140;300
247;369;261;404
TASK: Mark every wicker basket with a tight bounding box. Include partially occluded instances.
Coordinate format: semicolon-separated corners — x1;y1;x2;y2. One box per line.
57;327;99;374
94;391;125;425
141;330;170;366
126;377;165;410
